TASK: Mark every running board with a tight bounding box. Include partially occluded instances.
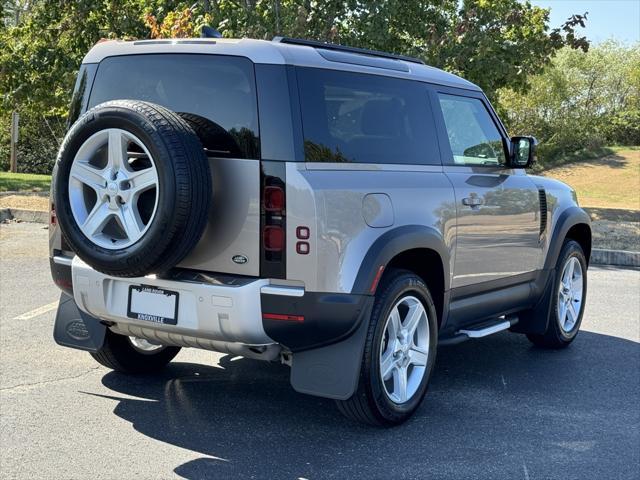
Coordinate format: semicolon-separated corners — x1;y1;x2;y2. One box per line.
459;320;511;338
440;316;518;346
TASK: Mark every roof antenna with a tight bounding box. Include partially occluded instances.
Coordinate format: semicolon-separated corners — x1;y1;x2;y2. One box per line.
201;26;222;38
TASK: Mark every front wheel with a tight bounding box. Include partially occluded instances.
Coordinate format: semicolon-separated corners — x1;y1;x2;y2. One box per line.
527;240;587;348
90;330;181;374
336;270;438;426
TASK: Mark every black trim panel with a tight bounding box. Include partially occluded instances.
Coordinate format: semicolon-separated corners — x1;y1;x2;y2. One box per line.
49;257;73;297
261;291;373;351
450;271;538;301
442;269;551;335
260;161;287;279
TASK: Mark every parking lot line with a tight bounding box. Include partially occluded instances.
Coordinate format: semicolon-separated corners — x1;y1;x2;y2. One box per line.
13;301;58;320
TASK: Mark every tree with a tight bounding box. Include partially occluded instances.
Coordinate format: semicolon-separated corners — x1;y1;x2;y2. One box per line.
200;0;587;99
1;0;590;172
498;41;640;165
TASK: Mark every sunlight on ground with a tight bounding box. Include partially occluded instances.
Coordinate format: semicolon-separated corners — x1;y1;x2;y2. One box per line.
544;148;640;211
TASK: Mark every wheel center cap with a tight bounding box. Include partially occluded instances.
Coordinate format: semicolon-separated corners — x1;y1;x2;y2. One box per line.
107;182;118;193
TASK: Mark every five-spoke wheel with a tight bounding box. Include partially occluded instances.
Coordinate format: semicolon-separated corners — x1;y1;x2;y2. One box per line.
379;296;430;404
68;128;159;249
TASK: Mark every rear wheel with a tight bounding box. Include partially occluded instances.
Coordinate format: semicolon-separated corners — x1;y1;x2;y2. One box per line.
90;330;181;374
527;240;587;348
336;270;437;426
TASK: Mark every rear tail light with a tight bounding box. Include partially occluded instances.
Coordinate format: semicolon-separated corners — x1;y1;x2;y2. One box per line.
264;186;285;212
263;225;285;251
260;163;286;278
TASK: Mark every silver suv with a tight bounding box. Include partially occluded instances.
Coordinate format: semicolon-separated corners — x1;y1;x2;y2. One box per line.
50;37;591;426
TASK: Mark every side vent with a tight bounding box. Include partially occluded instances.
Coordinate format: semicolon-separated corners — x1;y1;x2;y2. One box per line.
538;187;548;236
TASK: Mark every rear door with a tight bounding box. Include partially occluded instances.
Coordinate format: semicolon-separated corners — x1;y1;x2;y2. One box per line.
431;88;542;289
88;53;262;276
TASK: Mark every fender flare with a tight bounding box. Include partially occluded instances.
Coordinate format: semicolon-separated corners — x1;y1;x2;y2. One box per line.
544;206;591;270
350;225;451;295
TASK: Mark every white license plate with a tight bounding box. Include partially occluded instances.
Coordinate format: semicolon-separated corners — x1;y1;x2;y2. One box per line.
127;285;179;325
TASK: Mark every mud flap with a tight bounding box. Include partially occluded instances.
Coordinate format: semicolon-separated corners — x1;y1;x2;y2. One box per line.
53;293;107;352
511;268;557;335
290;300;373;400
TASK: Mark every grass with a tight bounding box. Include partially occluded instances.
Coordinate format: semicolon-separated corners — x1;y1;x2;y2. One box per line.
0;172;51;192
543;147;640;211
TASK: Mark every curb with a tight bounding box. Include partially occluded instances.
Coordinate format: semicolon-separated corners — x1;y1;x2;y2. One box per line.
0;208;48;224
591;248;640;268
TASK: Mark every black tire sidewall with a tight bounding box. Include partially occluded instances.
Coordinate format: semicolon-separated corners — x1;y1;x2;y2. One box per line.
366;272;438;422
91;330;181;374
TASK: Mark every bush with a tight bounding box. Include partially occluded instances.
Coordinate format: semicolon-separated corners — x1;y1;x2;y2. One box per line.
602;110;640;146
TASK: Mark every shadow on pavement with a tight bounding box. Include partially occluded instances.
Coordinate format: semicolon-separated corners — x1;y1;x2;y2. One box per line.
95;331;639;479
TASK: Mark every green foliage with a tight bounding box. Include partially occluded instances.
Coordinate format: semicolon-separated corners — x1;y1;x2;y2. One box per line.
498;41;640;168
1;0;591;173
0;171;51;191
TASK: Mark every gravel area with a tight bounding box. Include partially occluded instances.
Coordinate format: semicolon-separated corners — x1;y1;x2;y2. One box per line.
0;194;49;212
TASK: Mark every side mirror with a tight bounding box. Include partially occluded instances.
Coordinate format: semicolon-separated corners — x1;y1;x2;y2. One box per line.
510;136;538;168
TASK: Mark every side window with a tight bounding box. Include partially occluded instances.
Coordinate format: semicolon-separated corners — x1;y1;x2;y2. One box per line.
89;54;260;159
297;68;439;165
437;93;506;166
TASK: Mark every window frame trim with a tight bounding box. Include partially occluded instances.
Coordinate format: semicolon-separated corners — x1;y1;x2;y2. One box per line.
429;85;510;169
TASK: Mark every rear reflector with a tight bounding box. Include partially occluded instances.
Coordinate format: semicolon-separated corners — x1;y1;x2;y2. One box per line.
262;313;304;323
369;265;385;294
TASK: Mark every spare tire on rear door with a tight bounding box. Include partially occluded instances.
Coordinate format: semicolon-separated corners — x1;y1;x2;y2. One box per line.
53;100;212;277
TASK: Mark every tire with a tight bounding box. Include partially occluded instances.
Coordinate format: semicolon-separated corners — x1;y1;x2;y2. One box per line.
90;330;181;374
527;240;587;348
336;270;438;426
53;100;211;277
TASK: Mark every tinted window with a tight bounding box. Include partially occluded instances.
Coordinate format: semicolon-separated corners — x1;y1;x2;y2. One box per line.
437;94;506;166
89;54;259;159
68;63;97;127
297;68;439;165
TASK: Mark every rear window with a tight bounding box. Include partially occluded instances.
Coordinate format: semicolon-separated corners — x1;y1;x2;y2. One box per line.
297;67;439;165
88;54;259;159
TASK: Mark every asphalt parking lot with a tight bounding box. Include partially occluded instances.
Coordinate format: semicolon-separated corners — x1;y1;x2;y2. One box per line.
1;221;639;480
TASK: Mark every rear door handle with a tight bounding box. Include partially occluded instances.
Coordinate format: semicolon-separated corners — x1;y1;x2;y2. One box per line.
462;197;484;207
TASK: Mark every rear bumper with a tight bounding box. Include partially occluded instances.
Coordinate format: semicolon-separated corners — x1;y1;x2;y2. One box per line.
70;256;274;345
62;256;370;351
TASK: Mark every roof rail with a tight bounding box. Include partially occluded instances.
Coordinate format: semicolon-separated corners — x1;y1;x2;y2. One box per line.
272;36;425;65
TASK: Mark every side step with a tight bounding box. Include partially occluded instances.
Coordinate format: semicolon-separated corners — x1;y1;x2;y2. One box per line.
440;316;518;346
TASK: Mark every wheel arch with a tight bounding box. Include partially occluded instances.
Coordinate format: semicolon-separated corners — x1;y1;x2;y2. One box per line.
565;223;592;266
385;248;445;329
351;225;450;327
544;207;592;269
